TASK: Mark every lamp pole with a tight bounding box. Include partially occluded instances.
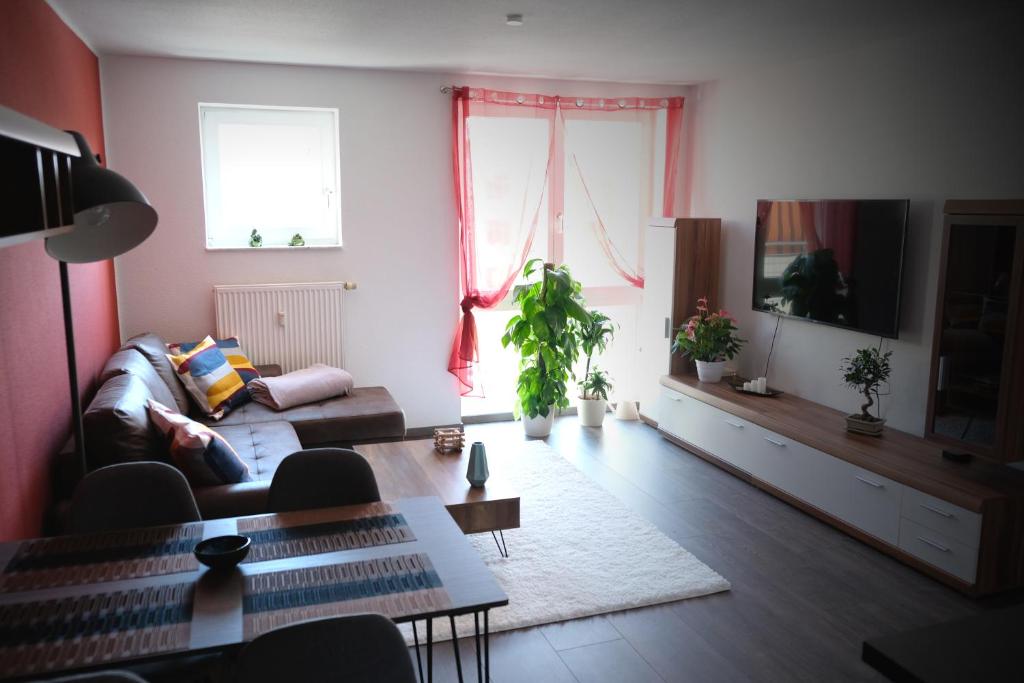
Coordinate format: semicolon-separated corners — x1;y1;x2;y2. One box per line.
59;260;87;477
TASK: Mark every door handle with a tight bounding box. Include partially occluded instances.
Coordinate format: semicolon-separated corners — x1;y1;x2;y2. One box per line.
917;536;951;553
763;437;786;447
724;420;744;429
855;475;885;489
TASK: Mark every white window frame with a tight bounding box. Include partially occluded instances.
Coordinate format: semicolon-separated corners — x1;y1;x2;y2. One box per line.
198;103;342;251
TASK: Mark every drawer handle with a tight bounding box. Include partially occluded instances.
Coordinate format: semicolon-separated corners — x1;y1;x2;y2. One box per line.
919;503;955;519
763;437;786;447
917;536;951;553
855;475;884;489
667;395;682;402
724;420;744;429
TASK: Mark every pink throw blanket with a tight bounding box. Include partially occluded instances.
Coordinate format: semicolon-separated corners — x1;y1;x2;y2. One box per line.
248;364;354;410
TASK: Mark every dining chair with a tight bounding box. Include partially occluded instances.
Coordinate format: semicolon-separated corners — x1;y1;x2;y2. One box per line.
266;448;381;513
41;671;148;682
235;613;416;683
67;461;201;534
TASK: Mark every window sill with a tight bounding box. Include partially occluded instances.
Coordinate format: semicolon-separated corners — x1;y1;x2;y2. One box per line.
205;245;343;253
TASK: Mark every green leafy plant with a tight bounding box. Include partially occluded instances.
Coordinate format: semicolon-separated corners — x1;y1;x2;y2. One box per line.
578;310;616;399
502;259;590;419
248;229;262;248
580;367;612;401
672;297;744;362
841;346;892;421
289;233;305;247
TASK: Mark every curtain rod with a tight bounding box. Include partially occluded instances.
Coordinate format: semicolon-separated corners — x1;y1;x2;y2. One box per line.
440;86;455;94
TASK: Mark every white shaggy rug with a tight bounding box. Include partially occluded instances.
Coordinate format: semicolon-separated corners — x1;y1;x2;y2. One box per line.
404;440;729;643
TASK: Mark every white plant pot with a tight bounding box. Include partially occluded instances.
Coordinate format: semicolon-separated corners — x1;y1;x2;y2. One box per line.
695;360;726;383
578;398;607;427
523;408;555;438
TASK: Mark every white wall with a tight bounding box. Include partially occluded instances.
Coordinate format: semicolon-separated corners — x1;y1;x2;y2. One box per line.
100;55;687;428
689;8;1024;435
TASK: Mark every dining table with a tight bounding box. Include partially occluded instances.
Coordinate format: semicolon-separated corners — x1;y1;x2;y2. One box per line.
0;496;507;683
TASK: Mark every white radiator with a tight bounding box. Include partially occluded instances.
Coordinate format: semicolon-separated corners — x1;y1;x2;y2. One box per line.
214;282;347;373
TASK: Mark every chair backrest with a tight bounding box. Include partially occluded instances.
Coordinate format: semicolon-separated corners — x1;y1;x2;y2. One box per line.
68;461;201;534
235;614;416;683
40;670;148;682
266;448;381;513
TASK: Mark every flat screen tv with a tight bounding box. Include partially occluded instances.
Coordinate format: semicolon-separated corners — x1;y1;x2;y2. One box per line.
752;199;908;338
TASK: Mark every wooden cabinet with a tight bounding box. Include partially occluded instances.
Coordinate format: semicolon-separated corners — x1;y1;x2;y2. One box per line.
636;217;720;421
926;200;1024;463
657;374;1024;596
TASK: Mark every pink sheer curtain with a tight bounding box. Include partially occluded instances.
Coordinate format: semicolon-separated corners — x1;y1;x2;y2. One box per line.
448;88;557;396
448;89;685;395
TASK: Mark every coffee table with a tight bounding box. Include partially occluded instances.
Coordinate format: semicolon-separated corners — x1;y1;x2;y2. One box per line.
355;439;520;555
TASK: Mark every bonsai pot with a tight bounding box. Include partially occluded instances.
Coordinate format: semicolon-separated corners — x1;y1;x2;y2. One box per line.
695;360;726;383
846;414;885;436
578;397;607;427
523;408;555;438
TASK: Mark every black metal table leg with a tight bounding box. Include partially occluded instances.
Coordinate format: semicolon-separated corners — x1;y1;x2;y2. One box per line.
484;609;490;681
474;612;483;683
490;530;509;558
427;618;433;683
412;620;424;683
449;615;464;682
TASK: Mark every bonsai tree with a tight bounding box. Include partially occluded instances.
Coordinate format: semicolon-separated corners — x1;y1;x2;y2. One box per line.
502;259;590;420
580;367;612;401
578;310;616;399
841;346;892;421
672;297;744;363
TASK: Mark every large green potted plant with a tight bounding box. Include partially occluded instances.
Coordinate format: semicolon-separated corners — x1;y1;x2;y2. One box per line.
502;259;589;437
672;297;744;382
577;310;616;427
841;346;892;436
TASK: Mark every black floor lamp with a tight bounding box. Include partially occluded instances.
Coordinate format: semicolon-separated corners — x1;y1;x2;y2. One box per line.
45;131;158;477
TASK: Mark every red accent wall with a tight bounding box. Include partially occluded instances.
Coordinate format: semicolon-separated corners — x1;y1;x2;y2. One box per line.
0;1;120;540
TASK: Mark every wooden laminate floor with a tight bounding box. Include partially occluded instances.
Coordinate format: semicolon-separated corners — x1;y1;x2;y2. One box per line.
413;416;1019;682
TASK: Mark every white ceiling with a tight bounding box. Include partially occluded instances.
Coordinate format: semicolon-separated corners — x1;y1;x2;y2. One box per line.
49;0;989;84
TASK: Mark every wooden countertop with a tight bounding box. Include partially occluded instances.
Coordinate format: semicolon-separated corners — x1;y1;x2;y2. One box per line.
660;374;1024;511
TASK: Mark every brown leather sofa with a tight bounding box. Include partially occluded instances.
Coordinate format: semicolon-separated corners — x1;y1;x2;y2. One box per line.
62;332;405;520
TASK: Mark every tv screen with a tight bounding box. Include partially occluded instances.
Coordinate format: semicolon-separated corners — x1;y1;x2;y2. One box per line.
752;199;908;338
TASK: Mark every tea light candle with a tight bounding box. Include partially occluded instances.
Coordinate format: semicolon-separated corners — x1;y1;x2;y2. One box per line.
757;377;767;394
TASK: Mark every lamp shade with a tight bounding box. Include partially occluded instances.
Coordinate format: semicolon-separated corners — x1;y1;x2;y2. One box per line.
45;131;157;263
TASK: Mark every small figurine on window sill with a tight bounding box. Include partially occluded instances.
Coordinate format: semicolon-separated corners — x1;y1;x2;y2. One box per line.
248;229;262;248
289;233;305;247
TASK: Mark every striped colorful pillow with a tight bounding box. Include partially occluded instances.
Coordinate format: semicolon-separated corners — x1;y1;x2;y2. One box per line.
166;336;248;419
147;399;251;485
167;336;261;384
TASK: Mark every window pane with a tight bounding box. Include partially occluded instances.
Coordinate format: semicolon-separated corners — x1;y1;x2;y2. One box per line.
201;106;340;248
466;116;550;291
562;119;648;288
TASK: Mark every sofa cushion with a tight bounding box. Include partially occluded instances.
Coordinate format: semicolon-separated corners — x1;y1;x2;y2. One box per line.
166;336;249;419
148;400;252;486
200;386;405;446
211;420;301;481
100;348;178;409
168;336;261;384
83;374;170;468
124;332;191;413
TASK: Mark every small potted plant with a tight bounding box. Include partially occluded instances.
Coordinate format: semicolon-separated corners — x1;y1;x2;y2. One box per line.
577;311;616;427
579;368;612;427
841;346;892;436
672;297;744;383
502;260;589;437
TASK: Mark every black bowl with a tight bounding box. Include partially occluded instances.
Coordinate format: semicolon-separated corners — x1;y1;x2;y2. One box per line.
194;535;250;570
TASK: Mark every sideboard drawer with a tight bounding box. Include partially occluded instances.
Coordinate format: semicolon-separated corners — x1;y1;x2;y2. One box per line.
846;468;903;545
658;388;756;474
901;488;982;548
898;518;979;583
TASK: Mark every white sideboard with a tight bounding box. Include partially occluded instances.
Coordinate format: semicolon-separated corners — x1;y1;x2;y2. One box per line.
656;375;1024;595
